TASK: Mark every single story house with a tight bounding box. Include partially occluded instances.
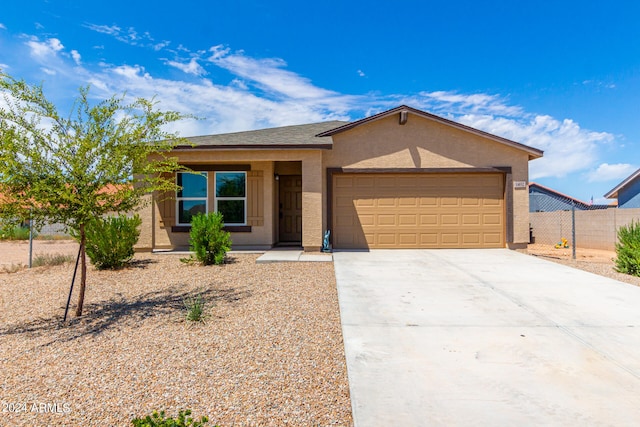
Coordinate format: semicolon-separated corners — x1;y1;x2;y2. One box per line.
529;182;609;212
604;168;640;208
137;105;543;251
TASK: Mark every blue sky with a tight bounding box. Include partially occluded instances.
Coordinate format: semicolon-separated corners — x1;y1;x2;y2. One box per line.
1;0;639;203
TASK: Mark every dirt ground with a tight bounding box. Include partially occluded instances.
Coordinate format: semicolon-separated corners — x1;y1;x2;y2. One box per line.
526;243;616;264
0;240;80;268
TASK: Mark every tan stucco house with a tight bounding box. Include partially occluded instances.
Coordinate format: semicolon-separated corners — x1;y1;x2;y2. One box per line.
137;105;543;252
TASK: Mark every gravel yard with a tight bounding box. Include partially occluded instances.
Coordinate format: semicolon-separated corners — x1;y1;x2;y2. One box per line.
3;240;640;426
0;247;352;426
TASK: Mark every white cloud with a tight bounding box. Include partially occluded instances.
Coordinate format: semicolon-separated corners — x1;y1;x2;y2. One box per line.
206;46;341;101
84;23;121;36
70;50;81;65
454;113;613;179
587;163;637;182
2;29;622;181
26;37;64;59
394;90;614;180
357;69;365;77
41;67;56;75
418;90;524;117
84;23;156;47
0;23;6;30
153;41;171;51
165;58;206;76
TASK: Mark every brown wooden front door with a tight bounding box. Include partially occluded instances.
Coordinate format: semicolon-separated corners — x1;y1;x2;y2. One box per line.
279;175;302;243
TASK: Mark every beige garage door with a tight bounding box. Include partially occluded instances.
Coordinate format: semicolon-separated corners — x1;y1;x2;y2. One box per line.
332;173;505;249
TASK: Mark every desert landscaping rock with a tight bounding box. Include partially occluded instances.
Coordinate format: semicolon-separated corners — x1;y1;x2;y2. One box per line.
0;246;352;426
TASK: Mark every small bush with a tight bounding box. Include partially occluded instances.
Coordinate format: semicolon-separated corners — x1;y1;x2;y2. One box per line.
32;253;75;267
184;294;208;323
1;263;25;274
615;220;640;276
81;214;142;270
132;409;211;427
0;224;32;240
189;212;232;265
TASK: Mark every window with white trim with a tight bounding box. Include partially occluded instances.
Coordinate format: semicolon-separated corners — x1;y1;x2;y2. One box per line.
215;171;246;225
176;172;207;225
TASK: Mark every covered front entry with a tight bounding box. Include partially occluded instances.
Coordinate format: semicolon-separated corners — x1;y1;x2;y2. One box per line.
332;172;505;249
278;174;302;243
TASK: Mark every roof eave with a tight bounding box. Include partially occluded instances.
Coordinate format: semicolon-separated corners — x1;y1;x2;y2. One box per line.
173;143;333;150
604;168;640;199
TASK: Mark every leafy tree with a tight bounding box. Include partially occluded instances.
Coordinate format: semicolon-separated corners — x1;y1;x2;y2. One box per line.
0;72;189;316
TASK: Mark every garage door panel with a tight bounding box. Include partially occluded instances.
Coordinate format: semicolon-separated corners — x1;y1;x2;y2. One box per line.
399;234;418;245
420;214;438;225
354;176;375;188
399;214;418;226
462;214;480;225
359;214;375;226
441;233;461;244
377;214;396;226
440;197;459;206
462;233;481;244
335;213;355;227
333;173;504;249
398;197;418;207
484;233;503;244
376;198;395;208
420;197;438;207
483;214;502;225
420;233;438;245
377;234;397;245
482;197;502;206
441;214;460;225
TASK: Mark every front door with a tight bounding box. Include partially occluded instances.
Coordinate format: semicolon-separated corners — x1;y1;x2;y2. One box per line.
279;175;302;243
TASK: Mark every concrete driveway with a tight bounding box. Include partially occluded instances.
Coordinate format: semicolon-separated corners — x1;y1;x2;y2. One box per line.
333;249;640;426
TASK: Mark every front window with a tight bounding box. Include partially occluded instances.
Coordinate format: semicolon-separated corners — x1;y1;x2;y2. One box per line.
177;172;207;225
215;172;246;225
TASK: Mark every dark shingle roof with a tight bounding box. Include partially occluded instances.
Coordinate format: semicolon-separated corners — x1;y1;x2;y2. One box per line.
177;121;347;149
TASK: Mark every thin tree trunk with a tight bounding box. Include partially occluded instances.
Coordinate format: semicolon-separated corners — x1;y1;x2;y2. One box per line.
75;224;87;317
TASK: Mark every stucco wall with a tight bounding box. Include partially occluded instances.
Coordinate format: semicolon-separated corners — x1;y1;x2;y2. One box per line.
138;150;324;251
321;114;534;246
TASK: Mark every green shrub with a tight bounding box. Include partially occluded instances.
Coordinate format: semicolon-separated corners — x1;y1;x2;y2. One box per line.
615;220;640;276
184;294;208;323
0;224;32;240
131;409;211;427
82;214;142;270
189;212;232;265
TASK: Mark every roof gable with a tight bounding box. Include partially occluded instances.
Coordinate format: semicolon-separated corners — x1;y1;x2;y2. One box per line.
604;168;640;199
317;105;544;160
529;182;592;209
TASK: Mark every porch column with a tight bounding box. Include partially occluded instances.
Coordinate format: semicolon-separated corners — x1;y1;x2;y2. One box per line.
301;153;323;251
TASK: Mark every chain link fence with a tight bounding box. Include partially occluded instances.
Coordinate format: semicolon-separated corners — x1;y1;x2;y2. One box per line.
529;190;640;259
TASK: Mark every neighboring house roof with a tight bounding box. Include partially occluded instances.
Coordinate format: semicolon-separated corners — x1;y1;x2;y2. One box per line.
177;121;347;150
604;168;640;199
529;182;608;210
316;105;544;160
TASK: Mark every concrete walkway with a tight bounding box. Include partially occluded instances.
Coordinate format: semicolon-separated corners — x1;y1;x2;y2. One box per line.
256;248;332;263
334;249;640;426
